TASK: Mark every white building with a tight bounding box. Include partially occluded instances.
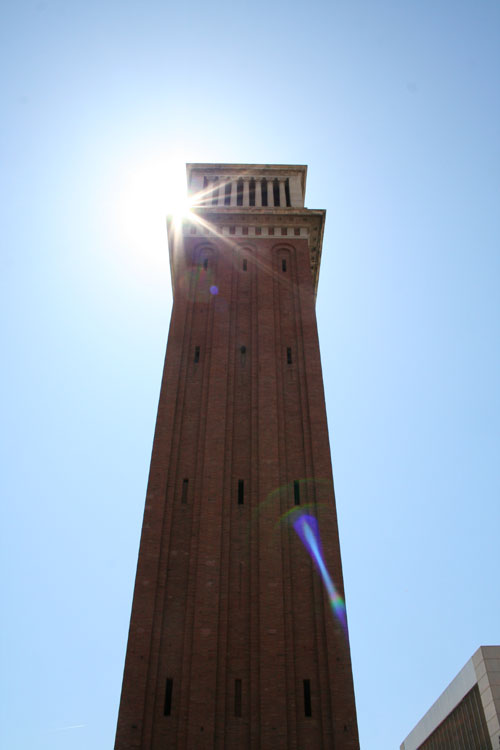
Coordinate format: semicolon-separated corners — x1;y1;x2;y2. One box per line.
401;646;500;750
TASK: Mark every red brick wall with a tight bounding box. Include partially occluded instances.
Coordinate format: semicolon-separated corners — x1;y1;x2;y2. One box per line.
115;233;359;749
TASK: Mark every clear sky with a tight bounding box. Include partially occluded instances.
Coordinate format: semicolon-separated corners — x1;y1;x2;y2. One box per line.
1;1;499;748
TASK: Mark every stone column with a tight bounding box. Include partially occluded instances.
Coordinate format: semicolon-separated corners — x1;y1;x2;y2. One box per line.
223;179;230;206
289;175;302;207
268;179;274;207
279;179;287;208
243;178;250;207
255;178;262;207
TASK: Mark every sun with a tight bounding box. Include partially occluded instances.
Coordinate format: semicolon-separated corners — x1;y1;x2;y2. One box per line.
115;152;194;253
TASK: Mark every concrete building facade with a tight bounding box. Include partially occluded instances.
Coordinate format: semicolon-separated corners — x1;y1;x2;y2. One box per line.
401;646;500;750
114;164;359;749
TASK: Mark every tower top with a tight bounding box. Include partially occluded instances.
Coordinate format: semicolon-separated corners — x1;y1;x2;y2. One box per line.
187;163;308;207
168;163;325;295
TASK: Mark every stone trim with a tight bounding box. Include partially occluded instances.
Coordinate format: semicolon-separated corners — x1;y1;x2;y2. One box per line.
184;225;309;239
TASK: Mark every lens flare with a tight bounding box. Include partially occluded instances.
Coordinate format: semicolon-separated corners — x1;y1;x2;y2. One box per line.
178;266;218;303
283;507;347;634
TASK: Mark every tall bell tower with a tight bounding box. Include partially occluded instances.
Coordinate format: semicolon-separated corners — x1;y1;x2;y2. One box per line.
115;164;359;749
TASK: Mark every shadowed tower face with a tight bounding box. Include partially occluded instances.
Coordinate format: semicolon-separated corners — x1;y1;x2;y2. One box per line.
115;164;359;749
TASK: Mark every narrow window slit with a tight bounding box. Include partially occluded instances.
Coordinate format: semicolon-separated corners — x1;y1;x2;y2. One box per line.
303;679;312;717
249;179;255;206
234;679;242;717
238;479;244;505
273;178;280;206
243;259;247;271
285;178;291;207
224;182;231;206
287;347;292;365
164;678;173;716
203;258;208;270
294;480;300;506
237;179;244;206
203;178;211;205
282;259;287;272
212;179;219;206
181;478;189;503
194;346;200;363
261;179;268;207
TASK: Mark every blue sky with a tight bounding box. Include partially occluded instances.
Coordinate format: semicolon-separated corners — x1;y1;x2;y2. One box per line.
1;1;499;748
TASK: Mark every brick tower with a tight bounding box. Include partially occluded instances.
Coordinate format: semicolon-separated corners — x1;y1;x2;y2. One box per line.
115;164;359;749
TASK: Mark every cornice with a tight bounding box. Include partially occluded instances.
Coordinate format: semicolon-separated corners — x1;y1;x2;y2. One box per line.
171;207;325;296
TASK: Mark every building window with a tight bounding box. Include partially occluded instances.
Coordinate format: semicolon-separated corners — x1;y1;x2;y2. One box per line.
240;345;246;366
294;480;300;505
294;227;300;236
181;478;189;503
212;179;219;206
287;347;292;365
242;258;247;271
303;679;312;717
238;479;244;505
261;179;268;207
237;179;244;206
249;179;255;206
273;178;280;207
194;346;200;363
285;178;291;207
203;258;208;270
224;182;231;206
282;259;287;272
234;679;242;717
164;678;173;716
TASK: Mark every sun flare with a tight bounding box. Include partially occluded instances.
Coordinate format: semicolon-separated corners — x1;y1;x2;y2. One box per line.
115;153;194;251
